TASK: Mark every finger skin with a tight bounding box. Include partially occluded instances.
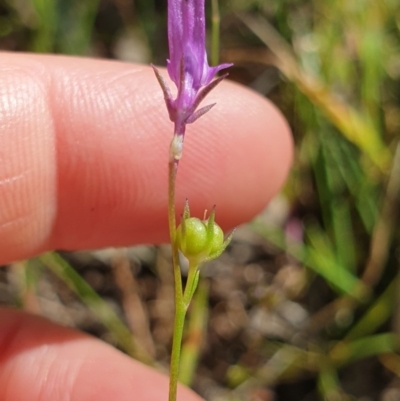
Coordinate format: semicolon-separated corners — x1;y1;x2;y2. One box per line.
0;307;203;401
0;52;292;264
0;54;292;401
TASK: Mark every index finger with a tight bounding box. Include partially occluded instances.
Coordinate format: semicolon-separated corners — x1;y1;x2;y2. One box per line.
0;53;292;264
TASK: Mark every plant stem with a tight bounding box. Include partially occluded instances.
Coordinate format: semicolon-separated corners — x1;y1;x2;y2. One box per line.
168;292;187;401
167;133;200;401
168;157;183;301
168;259;200;401
179;280;209;386
168;130;189;400
211;0;220;66
183;262;200;308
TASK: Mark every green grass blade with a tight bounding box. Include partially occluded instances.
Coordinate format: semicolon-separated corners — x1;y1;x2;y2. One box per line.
30;0;58;52
38;252;154;366
252;221;369;300
330;333;399;367
179;279;209;386
210;0;220;66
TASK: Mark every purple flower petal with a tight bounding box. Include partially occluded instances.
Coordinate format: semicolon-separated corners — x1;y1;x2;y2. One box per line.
155;0;233;135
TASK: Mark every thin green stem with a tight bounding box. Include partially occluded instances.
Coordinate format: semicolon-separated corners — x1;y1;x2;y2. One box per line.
179;280;209;386
168;158;183;302
167;134;200;401
169;260;200;401
168;141;184;401
211;0;220;66
168;295;187;401
183;262;200;308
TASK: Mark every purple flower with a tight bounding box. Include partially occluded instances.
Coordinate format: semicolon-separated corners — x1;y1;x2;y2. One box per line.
152;0;232;136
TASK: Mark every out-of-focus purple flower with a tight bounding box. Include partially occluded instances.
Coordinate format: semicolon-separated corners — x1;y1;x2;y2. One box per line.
152;0;232;137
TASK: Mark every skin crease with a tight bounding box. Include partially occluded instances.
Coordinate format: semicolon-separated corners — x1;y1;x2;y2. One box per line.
0;53;293;400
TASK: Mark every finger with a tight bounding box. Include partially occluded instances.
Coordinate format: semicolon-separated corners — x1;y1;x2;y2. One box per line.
0;53;292;263
0;307;202;401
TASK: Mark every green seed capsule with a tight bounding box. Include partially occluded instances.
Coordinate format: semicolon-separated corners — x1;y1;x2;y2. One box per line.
208;223;224;256
176;217;208;259
175;201;232;265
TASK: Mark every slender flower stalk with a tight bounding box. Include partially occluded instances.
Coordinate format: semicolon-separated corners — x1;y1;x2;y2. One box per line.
153;1;232;400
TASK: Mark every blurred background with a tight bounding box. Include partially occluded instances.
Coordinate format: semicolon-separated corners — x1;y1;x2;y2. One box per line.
1;0;400;400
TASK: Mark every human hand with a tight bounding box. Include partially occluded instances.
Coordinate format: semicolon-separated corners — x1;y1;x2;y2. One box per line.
0;53;292;400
